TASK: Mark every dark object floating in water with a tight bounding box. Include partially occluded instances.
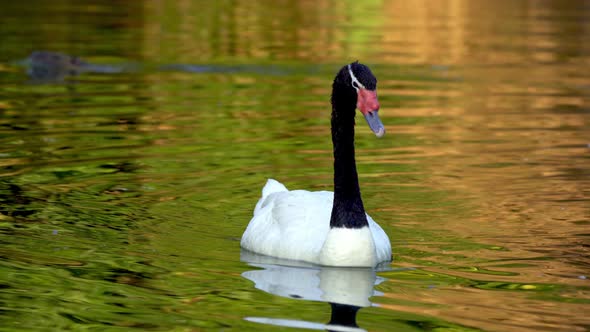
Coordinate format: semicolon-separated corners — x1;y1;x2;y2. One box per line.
18;51;314;82
23;51;124;81
26;51;89;80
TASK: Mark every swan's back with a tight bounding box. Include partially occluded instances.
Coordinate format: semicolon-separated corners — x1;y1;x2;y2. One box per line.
243;179;333;263
241;179;391;265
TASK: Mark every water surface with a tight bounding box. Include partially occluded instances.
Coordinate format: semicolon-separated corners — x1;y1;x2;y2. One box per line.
1;1;589;331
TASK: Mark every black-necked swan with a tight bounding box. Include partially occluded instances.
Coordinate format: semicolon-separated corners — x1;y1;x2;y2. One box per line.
240;62;392;267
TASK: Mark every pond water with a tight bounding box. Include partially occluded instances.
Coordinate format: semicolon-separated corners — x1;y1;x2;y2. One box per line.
1;1;589;331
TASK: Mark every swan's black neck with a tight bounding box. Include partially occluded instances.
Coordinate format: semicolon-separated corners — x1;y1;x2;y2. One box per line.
329;76;369;229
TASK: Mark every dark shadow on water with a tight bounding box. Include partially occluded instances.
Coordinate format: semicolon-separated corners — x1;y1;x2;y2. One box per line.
240;250;392;332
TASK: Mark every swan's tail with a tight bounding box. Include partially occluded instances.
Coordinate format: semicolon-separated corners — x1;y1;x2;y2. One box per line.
253;179;288;216
262;179;288;197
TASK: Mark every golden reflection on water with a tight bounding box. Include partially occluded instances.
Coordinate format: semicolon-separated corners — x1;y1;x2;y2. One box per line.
140;1;590;66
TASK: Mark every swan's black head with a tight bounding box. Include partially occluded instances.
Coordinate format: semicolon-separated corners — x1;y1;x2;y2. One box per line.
333;62;385;137
347;61;377;90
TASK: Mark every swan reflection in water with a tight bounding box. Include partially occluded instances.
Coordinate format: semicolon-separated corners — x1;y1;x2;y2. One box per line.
241;250;390;332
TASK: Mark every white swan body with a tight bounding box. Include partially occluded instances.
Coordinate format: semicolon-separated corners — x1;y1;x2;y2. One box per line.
240;179;391;267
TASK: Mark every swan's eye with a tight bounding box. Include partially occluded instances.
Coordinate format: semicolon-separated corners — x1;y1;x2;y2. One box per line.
347;64;365;92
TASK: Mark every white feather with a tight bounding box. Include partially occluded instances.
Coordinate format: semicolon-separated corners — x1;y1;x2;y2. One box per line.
241;179;392;267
